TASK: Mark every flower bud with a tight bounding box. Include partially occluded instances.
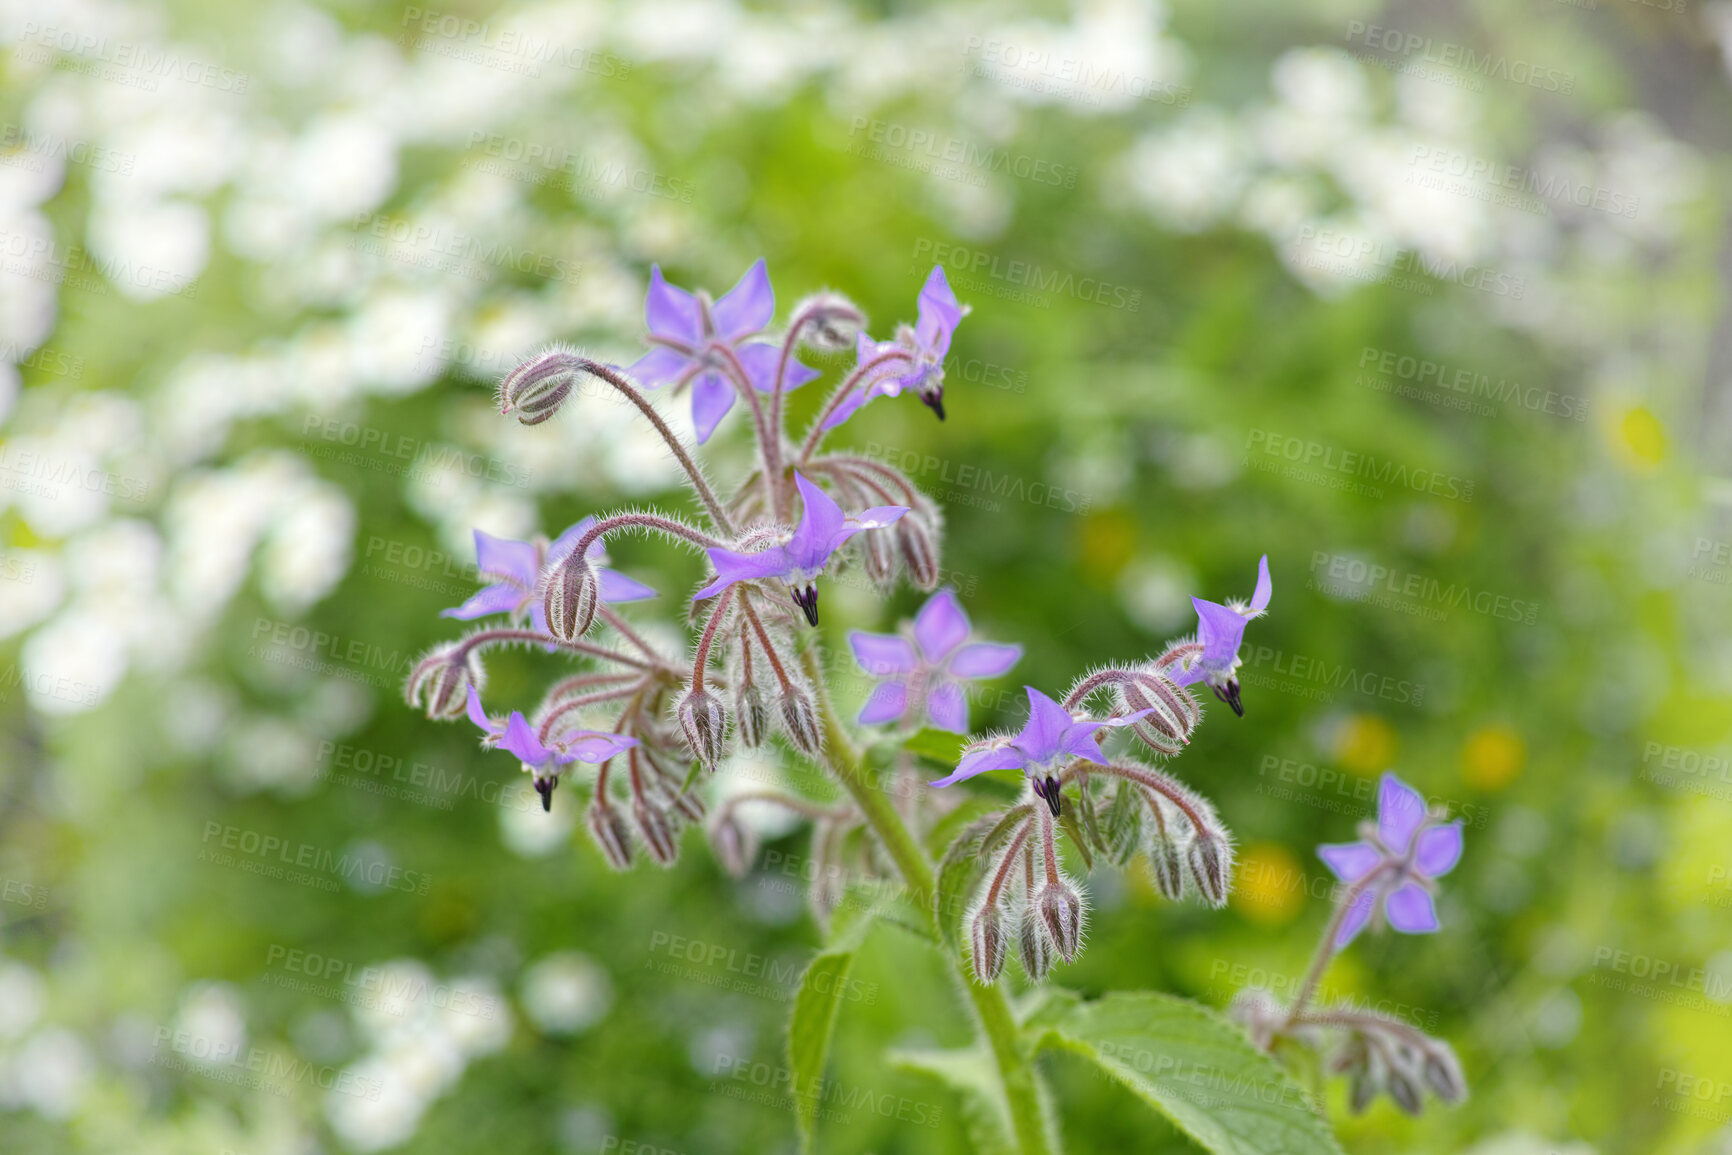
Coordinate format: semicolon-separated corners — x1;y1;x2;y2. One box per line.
896;517;941;591
734;682;769;748
793;293;865;353
677;686;728;769
968;904;1008;984
542;551;598;641
498;349;583;425
1150;836;1186;901
1120;672;1198;757
778;685;822;755
1386;1065;1423;1116
633;799;679;866
586;801;634;870
861;527;898;585
1018;910;1054;981
1421;1045;1466;1103
1186;833;1232;908
1038;880;1086;962
709;813;756;878
405;643;482;720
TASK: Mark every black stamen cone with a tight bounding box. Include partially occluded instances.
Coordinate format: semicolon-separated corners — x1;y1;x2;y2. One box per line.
535;776;558;812
1043;775;1062;817
921;391;946;421
794;583;820;627
1211;679;1244;717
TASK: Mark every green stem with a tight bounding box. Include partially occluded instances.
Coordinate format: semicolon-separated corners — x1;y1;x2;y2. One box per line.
803;647;1055;1155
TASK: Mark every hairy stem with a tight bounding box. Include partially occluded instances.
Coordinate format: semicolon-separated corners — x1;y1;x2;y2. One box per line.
568;358;735;533
1283;869;1391;1028
801;646;1055;1155
798;348;915;464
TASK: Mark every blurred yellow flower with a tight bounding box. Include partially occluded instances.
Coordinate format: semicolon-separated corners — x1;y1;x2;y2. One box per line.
1332;713;1397;776
1231;842;1306;925
1463;724;1525;791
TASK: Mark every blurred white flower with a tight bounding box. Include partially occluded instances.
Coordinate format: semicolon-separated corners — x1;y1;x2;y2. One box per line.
520;952;612;1035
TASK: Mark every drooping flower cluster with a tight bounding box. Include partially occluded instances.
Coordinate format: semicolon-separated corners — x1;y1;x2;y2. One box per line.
1233;772;1468;1117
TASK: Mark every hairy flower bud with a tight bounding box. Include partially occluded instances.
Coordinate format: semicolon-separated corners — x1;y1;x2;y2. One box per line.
1187;833;1232;908
734;682;769;748
667;786;705;824
1038;880;1086;962
778;685;822;754
1150;835;1186;901
861;526;898;585
586;801;634;870
1120;671;1199;757
677;687;728;769
709;813;757;878
968;904;1008;983
633;799;679;866
498;348;583;425
897;517;941;591
1421;1044;1466;1103
1018;910;1054;981
405;643;482;720
793;293;866;353
1386;1064;1423;1116
542;551;598;641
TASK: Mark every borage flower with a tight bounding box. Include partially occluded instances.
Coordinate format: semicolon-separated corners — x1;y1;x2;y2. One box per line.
929;686;1148;816
1318;773;1463;947
849;588;1021;731
694;472;906;626
823;266;968;430
444;519;657;634
1168;554;1272;716
466;687;638;811
628;259;819;443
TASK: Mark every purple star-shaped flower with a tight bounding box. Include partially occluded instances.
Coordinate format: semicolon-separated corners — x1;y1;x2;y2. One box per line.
626;259;820;444
1317;773;1464;948
444;519;657;635
466;686;638;811
823;265;968;430
928;686;1148;815
849;588;1021;732
1168;555;1272;717
693;472;907;626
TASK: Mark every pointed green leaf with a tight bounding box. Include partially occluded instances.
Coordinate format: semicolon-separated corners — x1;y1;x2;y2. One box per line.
889;1043;1015;1155
1034;991;1344;1155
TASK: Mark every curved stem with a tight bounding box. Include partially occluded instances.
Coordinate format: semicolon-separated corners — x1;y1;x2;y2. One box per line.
800;646;1055;1155
706;341;783;511
569;513;730;571
597;606;670;665
798;349;915;464
716;790;854;824
1283;867;1394;1027
538;685;643;743
1062;668;1137;711
690;587;737;692
454;627;654;671
568;358;734;533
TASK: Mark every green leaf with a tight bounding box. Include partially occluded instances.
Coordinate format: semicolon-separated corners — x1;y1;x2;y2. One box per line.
889;1043;1016;1155
786;891;890;1152
1034;991;1344;1155
903;727;968;766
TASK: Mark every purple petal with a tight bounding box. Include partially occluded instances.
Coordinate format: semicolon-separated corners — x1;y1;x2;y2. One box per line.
925;681;968;733
857;680;908;726
1016;687;1077;762
735;342;818;393
645;265;701;343
465;686;495;735
849;505;909;531
690;372;735;444
1377;773;1429;853
948;642;1022;679
914;265;964;356
849;632;917;676
1057;723;1109;766
913;589;970;662
443;582;526;621
1415;822;1464;877
929;744;1026;788
693;545;791;601
560;731;637;763
1192;597;1248;665
711;258;773;339
499;711;552;764
598;568;657;603
1249;554;1272;613
474;530;538;586
546;516;597;566
1167;660;1207;688
1385;883;1440;934
1317;841;1381;884
788;473;848;567
627;344;692;387
1334;888;1377;948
